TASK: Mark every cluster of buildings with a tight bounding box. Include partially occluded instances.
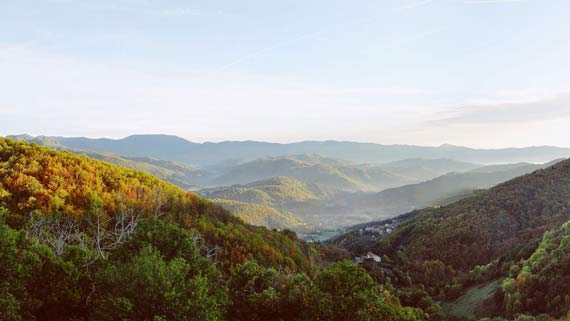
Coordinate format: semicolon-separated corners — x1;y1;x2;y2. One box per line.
358;220;399;236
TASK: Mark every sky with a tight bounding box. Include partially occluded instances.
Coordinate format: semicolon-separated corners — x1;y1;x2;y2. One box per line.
1;0;570;148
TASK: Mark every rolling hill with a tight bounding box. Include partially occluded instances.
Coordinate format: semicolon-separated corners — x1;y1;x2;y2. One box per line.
334;160;559;222
201;176;334;205
200;177;343;232
210;198;309;231
210;154;413;192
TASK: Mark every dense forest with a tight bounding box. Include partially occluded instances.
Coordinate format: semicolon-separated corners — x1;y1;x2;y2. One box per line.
0;138;424;321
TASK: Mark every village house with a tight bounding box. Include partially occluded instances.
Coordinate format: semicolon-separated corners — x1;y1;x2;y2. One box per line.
355;252;382;264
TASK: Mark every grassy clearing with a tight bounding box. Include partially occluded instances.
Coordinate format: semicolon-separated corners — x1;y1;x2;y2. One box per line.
443;279;500;320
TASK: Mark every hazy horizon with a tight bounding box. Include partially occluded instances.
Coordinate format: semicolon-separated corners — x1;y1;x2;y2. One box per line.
8;132;570;149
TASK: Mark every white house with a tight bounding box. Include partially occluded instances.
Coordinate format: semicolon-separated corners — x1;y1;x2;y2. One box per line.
355;252;382;264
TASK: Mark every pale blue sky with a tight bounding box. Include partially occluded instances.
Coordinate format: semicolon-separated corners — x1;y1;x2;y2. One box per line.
1;0;570;147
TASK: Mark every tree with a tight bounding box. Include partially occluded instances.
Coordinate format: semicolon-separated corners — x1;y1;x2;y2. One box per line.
227;260;310;321
307;261;426;321
0;209;91;321
91;219;227;321
92;245;224;321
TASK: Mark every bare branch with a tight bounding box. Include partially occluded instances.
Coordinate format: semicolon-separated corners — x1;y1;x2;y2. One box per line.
189;231;222;265
26;206;141;263
26;213;81;255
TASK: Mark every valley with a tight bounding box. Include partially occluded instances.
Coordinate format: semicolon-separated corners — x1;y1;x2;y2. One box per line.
10;135;562;238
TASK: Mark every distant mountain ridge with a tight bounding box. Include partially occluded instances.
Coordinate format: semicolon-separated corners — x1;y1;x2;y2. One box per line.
211;154;413;192
379;158;481;181
9;134;570;165
337;160;560;215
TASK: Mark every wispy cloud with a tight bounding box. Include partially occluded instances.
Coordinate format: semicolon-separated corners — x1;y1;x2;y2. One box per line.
463;0;524;4
431;92;570;125
318;86;432;96
213;30;325;72
156;8;233;18
396;0;436;12
211;0;438;72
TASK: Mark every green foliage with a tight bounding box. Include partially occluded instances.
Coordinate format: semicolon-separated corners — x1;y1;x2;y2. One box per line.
0;215;426;321
227;260;426;321
92;245;224;321
227;261;310;321
309;261;427;321
500;220;570;317
0;213;91;321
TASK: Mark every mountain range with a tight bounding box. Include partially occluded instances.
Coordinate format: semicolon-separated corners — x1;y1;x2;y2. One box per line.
8;134;569;234
10;134;570;165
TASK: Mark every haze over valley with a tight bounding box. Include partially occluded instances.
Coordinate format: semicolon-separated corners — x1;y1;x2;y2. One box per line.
10;134;568;236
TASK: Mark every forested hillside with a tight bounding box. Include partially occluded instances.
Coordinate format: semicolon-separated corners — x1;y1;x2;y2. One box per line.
0;138;424;321
80;151;209;189
384;159;570;270
330;157;570;320
210;198;308;231
201;176;334;205
0;138;314;271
